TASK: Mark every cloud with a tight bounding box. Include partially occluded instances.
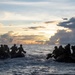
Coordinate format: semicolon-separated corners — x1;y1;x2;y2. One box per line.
0;23;3;27
0;12;37;21
12;35;47;44
44;21;59;24
0;0;75;20
15;35;46;40
46;17;75;44
12;0;50;2
0;1;49;6
0;31;47;44
0;31;14;44
62;18;68;20
45;17;75;45
46;29;75;45
0;11;62;21
29;26;45;30
58;17;75;29
2;0;74;11
23;26;45;31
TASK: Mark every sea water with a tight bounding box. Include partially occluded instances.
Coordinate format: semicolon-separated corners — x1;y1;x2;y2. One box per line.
0;44;75;75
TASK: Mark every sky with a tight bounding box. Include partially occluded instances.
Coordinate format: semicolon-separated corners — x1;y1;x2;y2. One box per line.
0;0;75;44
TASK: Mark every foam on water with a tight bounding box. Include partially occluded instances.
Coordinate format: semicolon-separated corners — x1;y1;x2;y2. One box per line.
0;44;75;75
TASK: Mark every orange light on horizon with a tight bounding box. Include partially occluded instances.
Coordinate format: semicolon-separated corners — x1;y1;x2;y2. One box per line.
12;40;45;45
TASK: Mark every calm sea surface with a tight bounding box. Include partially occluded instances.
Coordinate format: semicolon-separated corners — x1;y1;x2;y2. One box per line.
0;44;75;75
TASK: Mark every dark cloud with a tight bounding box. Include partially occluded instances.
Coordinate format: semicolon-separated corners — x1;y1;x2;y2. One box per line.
44;21;57;24
58;17;75;29
47;17;75;44
62;18;68;20
46;30;75;45
29;26;45;30
23;26;45;31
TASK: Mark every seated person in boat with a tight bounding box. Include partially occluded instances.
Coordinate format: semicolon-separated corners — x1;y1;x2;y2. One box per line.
17;44;26;57
10;44;18;58
52;45;65;59
71;46;75;56
52;46;59;59
64;44;71;56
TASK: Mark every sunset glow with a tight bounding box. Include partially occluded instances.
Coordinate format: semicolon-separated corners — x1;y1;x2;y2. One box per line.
0;0;75;44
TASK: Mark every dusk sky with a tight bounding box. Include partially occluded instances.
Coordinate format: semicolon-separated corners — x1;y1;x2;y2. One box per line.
0;0;75;44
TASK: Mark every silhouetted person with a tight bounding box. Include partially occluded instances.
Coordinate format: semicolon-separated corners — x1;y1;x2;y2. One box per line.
46;45;65;59
4;45;10;58
10;44;18;58
4;45;9;53
58;45;65;55
0;44;6;59
52;46;59;59
71;46;75;56
17;44;26;57
0;45;7;59
64;43;71;56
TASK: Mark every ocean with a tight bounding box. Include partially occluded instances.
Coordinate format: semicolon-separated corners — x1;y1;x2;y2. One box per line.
0;44;75;75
